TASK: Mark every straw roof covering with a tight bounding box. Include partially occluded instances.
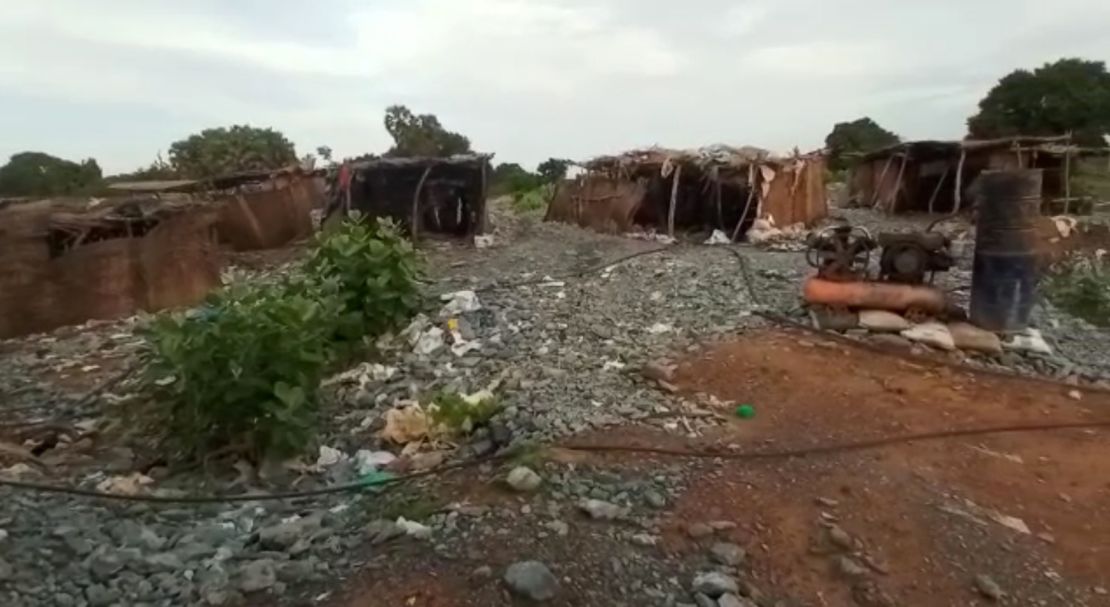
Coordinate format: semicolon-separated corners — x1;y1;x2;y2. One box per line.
580;144;819;176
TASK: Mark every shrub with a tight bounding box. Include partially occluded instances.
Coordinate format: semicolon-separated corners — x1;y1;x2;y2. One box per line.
142;215;426;461
307;215;425;340
1047;259;1110;326
142;279;343;460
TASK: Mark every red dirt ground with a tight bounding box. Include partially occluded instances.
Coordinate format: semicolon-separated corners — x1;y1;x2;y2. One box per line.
663;328;1110;605
323;328;1110;606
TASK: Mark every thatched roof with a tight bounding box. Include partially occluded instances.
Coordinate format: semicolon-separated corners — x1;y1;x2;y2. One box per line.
580;145;820;177
859;135;1089;162
48;195;204;231
107;164;321;194
347;154;493;172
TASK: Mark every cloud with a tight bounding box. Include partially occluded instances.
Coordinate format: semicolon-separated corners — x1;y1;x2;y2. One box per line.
1;0;1108;173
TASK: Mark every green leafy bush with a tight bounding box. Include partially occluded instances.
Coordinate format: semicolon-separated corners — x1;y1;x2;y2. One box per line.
142;215;426;461
307;214;425;339
1048;265;1110;327
143;279;344;460
510;185;553;213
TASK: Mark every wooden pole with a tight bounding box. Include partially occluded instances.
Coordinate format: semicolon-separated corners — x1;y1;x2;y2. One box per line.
953;148;967;214
926;167;949;214
731;164;757;241
477;160;488;233
870;155;895;207
1064;135;1072;215
715;177;724;230
667;164;681;237
888;153;910;214
411;165;432;241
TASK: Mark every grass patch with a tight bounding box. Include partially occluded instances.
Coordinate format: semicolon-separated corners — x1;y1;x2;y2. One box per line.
510;184;553;213
373;487;444;522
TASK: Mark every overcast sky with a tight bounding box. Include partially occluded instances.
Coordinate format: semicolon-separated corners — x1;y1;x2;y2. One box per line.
1;0;1108;174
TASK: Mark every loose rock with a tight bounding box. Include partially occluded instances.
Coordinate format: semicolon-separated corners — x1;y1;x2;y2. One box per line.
578;499;626;520
504;561;560;601
692;571;739;598
718;594;757;607
710;542;746;566
974;574;1004;601
506;466;543;492
239;559;278;593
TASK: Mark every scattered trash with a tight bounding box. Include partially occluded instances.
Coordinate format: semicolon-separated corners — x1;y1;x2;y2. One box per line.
413;326;445;355
602;359;626;371
379;403;433;444
439;290;482;318
315;445;346;469
353;450;397;475
734;404;756;419
95;472;154;496
1051;215;1078;239
395;517;433;540
948;322;1003;354
1068;389;1082;401
746;215;807;248
968;444;1024;464
858;310;910;333
358;470;397;491
941;498;1030;535
474;234;495;249
989;512;1030;535
1002;328;1052;355
0;463;35;478
704;229;731;245
630;231;679;246
647;323;673;335
450;340;482;357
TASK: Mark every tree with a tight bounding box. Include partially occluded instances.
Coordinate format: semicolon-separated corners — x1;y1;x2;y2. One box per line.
109;153;179;182
168;125;297;178
383;105;471;157
0;152;103;196
490;162;540;194
536;158;571;183
824;118;900;171
315;146;333;163
968;58;1110;146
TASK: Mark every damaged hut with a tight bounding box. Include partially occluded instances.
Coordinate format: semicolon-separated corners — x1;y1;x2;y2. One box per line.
849;135;1091;215
109;165;323;250
545;145;827;239
328;155;491;238
0;197;221;338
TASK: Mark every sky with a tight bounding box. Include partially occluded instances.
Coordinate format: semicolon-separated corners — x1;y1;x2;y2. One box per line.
1;0;1108;175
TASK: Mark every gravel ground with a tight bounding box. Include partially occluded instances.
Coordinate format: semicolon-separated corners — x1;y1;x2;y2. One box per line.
2;202;1109;606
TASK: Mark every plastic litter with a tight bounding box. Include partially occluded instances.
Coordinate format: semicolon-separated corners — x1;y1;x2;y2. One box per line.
704;229;731;245
315;445;346;468
735;404;756;419
439;290;482;318
353;450;397;475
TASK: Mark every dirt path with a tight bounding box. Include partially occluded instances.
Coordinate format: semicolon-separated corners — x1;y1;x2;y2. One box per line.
322;328;1110;606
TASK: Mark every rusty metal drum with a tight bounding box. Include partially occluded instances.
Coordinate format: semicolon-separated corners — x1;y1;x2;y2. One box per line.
970;169;1042;332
